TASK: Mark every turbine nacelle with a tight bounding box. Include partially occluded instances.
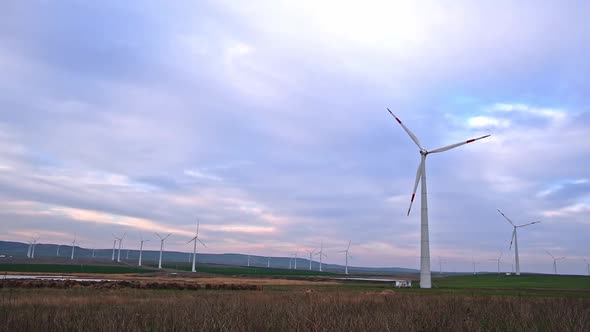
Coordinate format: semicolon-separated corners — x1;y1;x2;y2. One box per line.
419;149;428;156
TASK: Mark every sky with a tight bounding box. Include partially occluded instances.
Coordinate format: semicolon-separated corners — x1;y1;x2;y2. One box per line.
1;0;589;275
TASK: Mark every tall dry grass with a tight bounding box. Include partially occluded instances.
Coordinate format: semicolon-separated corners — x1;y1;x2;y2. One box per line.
1;288;589;331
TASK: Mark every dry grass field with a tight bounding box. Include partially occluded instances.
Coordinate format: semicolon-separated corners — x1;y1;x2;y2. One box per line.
1;286;589;332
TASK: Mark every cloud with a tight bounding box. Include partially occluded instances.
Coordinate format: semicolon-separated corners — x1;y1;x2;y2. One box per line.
0;1;589;274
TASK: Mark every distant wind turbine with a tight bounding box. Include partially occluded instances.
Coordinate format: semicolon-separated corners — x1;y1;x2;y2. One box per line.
488;252;503;274
155;233;171;269
338;241;352;275
472;257;478;275
70;237;77;260
138;235;149;267
498;209;541;275
111;238;117;261
26;241;33;258
113;232;126;262
247;253;251;267
306;249;317;271
387;109;490;288
584;259;589;276
187;221;206;273
30;238;38;259
545;250;565;275
315;241;328;272
267;256;271;268
56;244;60;257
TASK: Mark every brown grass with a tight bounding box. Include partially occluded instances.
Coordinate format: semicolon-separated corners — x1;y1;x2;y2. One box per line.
1;288;589;332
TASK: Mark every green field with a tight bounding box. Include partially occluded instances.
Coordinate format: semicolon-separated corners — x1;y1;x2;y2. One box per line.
155;263;338;276
432;274;590;289
0;264;151;274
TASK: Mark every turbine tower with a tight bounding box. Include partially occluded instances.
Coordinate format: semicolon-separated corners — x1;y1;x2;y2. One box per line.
315;241;328;272
267;256;271;268
387;109;490;288
70;237;77;260
56;244;60;257
111;238;117;261
293;250;298;270
30;238;38;259
113;232;126;263
26;241;32;258
138;235;149;267
584;259;589;276
338;241;352;275
187;221;206;273
498;209;541;276
545;250;565;275
306;249;317;271
488;252;503;274
155;233;171;269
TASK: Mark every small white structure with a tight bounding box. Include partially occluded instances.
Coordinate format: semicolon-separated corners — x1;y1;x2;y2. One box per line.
394;280;412;288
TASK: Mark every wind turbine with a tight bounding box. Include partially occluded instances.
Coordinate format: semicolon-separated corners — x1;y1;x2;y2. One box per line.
138;235;149;267
498;209;541;276
30;238;38;259
111;238;117;261
387;109;490;288
267;256;271;268
56;244;60;257
247;253;251;267
472;257;478;275
26;241;32;258
545;250;565;275
315;241;328;272
187;221;206;273
338;241;352;275
584;259;589;276
488;252;503;274
293;250;298;270
155;233;171;269
70;237;77;260
306;249;317;271
113;232;126;262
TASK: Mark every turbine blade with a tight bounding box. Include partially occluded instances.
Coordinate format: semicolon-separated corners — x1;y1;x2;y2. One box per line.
557;257;565;260
186;237;196;244
517;221;541;227
407;157;424;216
497;209;515;226
386;108;423;149
198;238;207;248
509;229;515;250
545;250;554;259
429;135;491;154
347;240;351;251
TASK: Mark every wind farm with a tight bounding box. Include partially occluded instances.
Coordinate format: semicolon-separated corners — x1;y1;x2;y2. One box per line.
1;1;590;330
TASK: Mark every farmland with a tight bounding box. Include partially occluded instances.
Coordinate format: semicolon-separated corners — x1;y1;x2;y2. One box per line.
1;261;589;331
1;287;588;331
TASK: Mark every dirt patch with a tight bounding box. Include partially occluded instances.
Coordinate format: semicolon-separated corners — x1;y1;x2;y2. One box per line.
0;279;262;291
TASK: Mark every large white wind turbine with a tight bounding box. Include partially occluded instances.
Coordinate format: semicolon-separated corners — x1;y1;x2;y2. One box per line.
488;252;503;274
155;233;171;269
545;250;565;275
338;241;352;275
315;241;328;272
387;109;490;288
138;235;149;267
306;249;317;271
498;209;541;276
187;221;206;273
